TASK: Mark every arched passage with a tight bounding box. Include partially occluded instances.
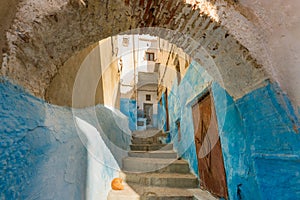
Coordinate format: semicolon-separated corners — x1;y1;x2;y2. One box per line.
2;0;267;100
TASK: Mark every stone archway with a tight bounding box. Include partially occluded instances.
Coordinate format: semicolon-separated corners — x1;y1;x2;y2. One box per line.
2;0;268;101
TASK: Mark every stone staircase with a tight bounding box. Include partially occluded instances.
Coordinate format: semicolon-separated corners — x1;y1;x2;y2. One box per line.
108;129;218;200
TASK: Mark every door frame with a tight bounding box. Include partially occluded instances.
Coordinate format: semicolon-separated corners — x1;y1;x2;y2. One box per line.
191;89;228;199
143;103;153;125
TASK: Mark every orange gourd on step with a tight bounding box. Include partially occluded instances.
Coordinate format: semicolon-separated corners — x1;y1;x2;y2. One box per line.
111;178;124;190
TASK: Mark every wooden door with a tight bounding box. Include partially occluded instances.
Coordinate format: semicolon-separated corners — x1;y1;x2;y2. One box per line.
144;103;153;125
192;93;228;199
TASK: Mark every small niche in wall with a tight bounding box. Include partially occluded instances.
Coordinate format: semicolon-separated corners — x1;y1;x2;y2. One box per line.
175;55;181;85
146;94;151;101
176;119;181;142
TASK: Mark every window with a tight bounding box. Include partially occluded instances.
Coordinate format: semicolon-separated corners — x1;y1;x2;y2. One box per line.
146;94;151;101
122;36;129;47
145;52;155;61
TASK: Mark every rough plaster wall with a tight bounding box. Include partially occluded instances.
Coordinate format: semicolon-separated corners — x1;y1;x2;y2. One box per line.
102;58;120;108
0;79;88;199
234;82;300;199
165;61;257;199
99;37;120;108
157;39;191;99
187;0;300;108
46;37;120;108
120;98;137;131
0;79;132;199
1;0;69;96
238;0;300;108
45;43;98;106
1;0;132;98
71;43;105;108
0;0;20;68
73;105;132;199
1;0;270;102
166;61;300;199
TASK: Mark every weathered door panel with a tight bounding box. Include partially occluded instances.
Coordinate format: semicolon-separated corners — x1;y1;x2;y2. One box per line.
192;93;228;199
144;103;153;125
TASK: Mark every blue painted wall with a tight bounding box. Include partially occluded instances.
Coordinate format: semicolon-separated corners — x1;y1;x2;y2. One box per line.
74;104;131;168
120;98;137;131
157;94;168;131
167;61;213;178
157;100;171;143
152;113;158;128
157;95;166;131
0;79;131;199
165;61;300;199
212;82;259;199
235;82;300;199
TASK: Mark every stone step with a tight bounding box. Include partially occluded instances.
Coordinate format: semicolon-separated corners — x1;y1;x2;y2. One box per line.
132;131;167;144
189;188;219;200
121;172;199;188
122;157;190;173
128;150;178;159
127;183;195;200
107;183;218;200
131;137;162;144
107;182;139;200
130;143;173;151
132;129;163;137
